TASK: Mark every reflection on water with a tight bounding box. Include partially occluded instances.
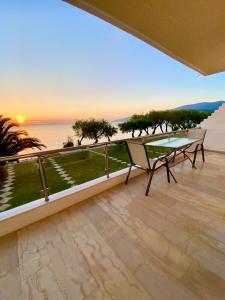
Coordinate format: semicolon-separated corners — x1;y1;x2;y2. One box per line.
22;123;74;152
21;122;166;154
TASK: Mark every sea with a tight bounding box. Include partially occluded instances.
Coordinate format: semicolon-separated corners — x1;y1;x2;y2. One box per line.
21;122;130;154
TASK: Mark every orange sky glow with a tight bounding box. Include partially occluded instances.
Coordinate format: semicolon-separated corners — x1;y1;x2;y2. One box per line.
4;88;174;125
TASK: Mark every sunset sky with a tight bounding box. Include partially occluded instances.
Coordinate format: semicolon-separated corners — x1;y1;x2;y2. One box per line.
1;0;225;124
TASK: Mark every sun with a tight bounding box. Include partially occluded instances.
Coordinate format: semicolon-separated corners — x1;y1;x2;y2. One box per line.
17;116;25;124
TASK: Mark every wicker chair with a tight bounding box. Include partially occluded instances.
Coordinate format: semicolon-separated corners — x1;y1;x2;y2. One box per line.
184;128;207;167
125;141;176;196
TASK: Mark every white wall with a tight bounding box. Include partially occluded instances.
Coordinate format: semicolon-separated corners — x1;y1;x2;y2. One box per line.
200;103;225;152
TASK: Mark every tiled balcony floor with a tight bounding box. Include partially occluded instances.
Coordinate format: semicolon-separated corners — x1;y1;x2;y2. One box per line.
1;151;225;299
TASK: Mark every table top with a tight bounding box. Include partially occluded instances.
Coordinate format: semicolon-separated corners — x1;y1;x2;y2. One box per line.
145;137;200;149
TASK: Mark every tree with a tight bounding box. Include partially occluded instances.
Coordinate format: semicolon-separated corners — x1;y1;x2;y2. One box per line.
0;115;45;157
63;136;74;148
168;110;210;130
161;110;172;132
189;110;209;127
167;110;181;131
131;114;153;136
146;111;165;134
102;121;118;141
72;120;89;145
118;119;137;138
72;119;117;144
85;119;103;144
119;115;153;138
119;109;209;137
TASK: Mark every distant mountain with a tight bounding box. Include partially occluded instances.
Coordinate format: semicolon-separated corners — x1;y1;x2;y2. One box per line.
112;117;130;123
174;101;225;113
112;101;225;123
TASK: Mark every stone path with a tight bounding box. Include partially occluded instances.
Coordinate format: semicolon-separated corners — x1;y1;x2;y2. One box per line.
48;158;75;186
0;164;15;212
90;149;130;166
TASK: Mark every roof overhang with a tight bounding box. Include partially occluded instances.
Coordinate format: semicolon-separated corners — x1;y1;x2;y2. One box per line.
64;0;225;76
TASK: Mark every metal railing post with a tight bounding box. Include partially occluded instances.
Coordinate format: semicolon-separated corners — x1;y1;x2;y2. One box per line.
104;144;110;178
37;156;49;201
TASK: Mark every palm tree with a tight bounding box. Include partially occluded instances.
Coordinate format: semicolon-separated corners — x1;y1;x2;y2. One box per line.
0;115;46;158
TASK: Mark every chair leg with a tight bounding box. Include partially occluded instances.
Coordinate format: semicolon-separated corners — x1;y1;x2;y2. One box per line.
201;144;205;162
125;165;132;185
165;164;170;183
169;169;177;183
192;149;198;168
145;171;154;196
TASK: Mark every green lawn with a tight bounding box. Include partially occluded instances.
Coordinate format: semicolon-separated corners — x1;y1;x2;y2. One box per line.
9;159;70;210
53;150;125;184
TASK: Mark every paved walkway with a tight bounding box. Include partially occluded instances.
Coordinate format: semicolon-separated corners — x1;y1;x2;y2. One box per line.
90;149;130;166
0;164;15;211
48;158;75;186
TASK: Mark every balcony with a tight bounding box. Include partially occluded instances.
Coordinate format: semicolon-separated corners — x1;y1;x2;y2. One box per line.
1;1;225;298
1;150;225;299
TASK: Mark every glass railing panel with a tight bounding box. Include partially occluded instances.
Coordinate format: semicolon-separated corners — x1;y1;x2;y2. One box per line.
89;143;131;173
1;160;41;211
42;156;71;195
107;143;130;172
49;148;105;186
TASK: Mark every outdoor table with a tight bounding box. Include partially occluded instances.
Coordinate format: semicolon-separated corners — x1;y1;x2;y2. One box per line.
145;137;201;169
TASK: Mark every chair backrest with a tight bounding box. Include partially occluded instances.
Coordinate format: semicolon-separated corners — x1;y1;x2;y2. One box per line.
125;141;150;169
187;128;207;144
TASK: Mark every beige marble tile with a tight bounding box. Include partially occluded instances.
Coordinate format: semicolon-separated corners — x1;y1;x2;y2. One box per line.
137;227;192;278
135;262;199;300
67;209;152;300
80;199;120;240
18;215;100;300
186;235;225;280
182;259;225;300
204;219;225;243
95;193;147;240
0;233;22;300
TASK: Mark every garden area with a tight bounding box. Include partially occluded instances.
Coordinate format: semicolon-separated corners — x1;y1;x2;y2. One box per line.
0;144;130;212
0;137;177;212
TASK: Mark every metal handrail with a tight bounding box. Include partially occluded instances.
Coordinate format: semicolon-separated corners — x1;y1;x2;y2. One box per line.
0;129;188;163
0;129;189;202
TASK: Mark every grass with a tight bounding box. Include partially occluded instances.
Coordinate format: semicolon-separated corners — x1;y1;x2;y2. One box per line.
53;150;125;184
9;159;70;210
0;132;188;212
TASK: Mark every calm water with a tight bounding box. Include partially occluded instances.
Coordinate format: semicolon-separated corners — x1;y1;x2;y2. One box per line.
21;122;167;154
21;122;130;154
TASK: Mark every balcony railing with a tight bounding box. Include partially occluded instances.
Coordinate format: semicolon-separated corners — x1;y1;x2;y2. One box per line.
0;129;188;212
